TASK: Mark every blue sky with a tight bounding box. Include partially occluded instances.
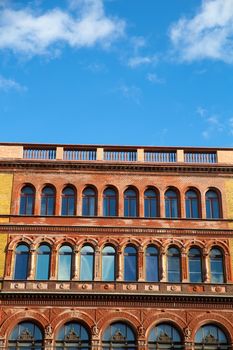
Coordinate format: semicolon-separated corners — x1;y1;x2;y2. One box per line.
0;0;233;147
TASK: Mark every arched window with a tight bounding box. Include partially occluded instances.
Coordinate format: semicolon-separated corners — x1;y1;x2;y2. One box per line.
206;190;221;219
144;188;159;218
19;185;35;215
102;246;116;281
58;245;73;280
165;189;179;218
80;245;94;281
185;189;200;218
148;323;182;349
61;186;76;216
35;244;51;280
56;322;90;349
82;187;97;216
124;245;137;281
210;248;224;283
8;321;43;349
195;324;229;349
103;187;117;216
167;247;181;282
124;188;138;217
146;246;159;282
41;186;55;216
188;247;202;283
102;322;136;349
14;244;29;280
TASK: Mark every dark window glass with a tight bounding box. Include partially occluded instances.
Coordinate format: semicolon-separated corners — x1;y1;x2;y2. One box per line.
206;190;221;219
165;190;179;218
58;245;73;280
185;190;200;218
8;321;43;349
144;189;158;218
102;322;136;349
80;245;94;281
124;188;138;217
19;186;35;215
82;187;97;216
56;322;90;349
195;324;229;350
188;248;202;283
35;244;51;280
102;246;116;281
124;246;137;281
61;187;75;216
167;247;181;282
148;323;183;349
146;246;159;282
41;186;55;216
210;248;224;283
103;188;117;216
14;244;29;280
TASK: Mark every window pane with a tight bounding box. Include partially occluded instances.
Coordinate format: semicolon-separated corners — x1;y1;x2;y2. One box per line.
124;189;137;217
36;245;51;280
165;190;178;218
146;246;159;282
206;190;220;219
102;322;136;349
8;322;43;349
186;190;199;219
41;186;55;215
82;187;96;216
103;188;117;216
58;246;72;280
167;248;181;282
80;246;94;281
124;246;137;281
20;186;35;215
14;245;29;280
61;187;75;216
56;322;90;349
102;246;115;281
144;189;158;218
210;248;224;283
148;323;182;349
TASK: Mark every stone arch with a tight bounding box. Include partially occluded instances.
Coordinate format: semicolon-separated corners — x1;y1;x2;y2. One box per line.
54;237;76;250
142;239;163;251
99;238;119;250
184;239;205;253
8;237;33;251
51;310;95;335
78;238;99;250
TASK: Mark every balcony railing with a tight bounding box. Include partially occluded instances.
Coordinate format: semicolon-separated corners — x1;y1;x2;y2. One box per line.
23;148;56;160
104;150;137;162
63;149;97;161
184;152;217;164
144;151;176;163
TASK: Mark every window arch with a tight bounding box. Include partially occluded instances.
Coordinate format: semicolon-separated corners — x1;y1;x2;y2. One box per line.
165;189;180;218
188;247;202;283
102;322;136;349
35;244;51;280
82;187;97;216
148;323;182;349
58;245;73;280
167;247;181;282
124;187;138;217
14;244;30;280
61;186;76;216
41;186;55;216
55;322;90;349
19;185;35;215
146;245;159;282
8;321;43;349
103;187;117;216
194;324;229;349
144;188;159;218
124;245;137;281
102;245;116;281
206;189;221;219
185;189;200;218
80;245;95;281
210;247;224;283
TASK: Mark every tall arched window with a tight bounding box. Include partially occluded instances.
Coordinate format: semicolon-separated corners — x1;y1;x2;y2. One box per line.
102;246;116;281
103;187;117;216
188;247;202;283
56;322;90;349
102;322;136;349
144;188;159;218
167;247;181;282
165;189;179;218
195;324;229;349
58;245;73;280
146;246;159;282
19;185;35;215
206;189;221;219
185;189;200;218
124;245;137;281
14;244;29;280
82;187;97;216
210;248;224;283
41;186;55;216
8;321;43;349
61;186;76;216
80;245;94;281
148;323;182;349
35;244;51;280
124;188;138;217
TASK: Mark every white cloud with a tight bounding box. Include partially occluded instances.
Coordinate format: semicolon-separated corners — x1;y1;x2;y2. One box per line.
146;73;165;84
197;106;225;139
118;84;142;105
170;0;233;63
0;75;27;92
128;55;157;68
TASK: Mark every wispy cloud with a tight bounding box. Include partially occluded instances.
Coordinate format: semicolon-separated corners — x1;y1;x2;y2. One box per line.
0;75;27;92
146;73;165;84
170;0;233;63
196;106;225;139
128;55;157;68
118;84;142;105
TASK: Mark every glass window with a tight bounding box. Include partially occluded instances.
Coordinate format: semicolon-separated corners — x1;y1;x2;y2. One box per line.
206;190;221;219
80;245;94;281
41;186;55;216
103;188;117;216
102;246;116;281
148;323;183;349
124;246;137;281
82;187;97;216
56;322;90;349
14;244;29;280
19;186;35;215
144;189;158;218
58;245;73;280
61;187;76;216
165;189;179;218
124;188;138;217
195;324;229;350
167;247;181;283
35;244;51;280
146;246;159;282
185;190;200;219
188;248;202;283
102;322;136;349
210;248;224;283
8;321;43;349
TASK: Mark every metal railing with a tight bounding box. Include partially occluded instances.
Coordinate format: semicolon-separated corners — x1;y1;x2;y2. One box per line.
63;149;97;161
144;151;176;163
23;148;56;160
104;150;137;162
184;152;217;163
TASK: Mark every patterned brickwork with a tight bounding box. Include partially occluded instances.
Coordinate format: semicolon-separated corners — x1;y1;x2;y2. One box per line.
0;173;13;215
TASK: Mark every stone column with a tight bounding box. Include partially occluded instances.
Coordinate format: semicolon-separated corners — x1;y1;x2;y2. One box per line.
184;327;193;350
5;248;13;279
160;248;166;282
44;324;53;350
138;326;146;350
203;249;210;282
50;248;57;280
181;247;188;282
91;325;101;350
138;246;144;281
73;247;80;280
95;248;101;281
117;248;123;281
28;245;36;280
34;187;41;215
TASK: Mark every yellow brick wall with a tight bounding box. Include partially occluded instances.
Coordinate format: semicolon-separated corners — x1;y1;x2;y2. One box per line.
0;233;7;277
225;180;233;273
